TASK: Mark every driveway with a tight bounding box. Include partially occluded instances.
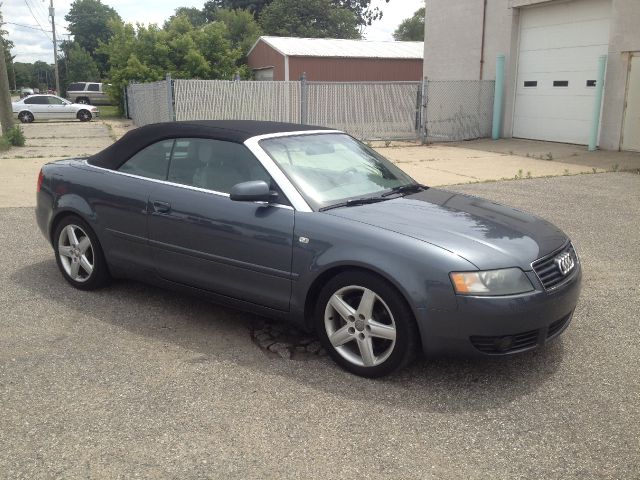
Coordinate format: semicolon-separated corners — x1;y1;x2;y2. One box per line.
0;122;114;208
1;173;638;478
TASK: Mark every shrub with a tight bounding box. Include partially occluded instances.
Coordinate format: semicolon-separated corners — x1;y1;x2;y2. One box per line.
6;125;26;147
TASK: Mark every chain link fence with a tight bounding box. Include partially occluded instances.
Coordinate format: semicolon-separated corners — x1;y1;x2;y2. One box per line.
126;77;496;143
126;80;171;127
306;82;421;140
174;80;301;123
424;80;495;142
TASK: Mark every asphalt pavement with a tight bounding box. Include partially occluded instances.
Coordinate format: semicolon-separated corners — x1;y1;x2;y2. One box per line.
0;172;638;478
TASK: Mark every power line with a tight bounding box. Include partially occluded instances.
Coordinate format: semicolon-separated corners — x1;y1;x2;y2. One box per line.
5;21;52;32
23;0;52;41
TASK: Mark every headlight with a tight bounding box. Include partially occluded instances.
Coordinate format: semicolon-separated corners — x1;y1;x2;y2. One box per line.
450;268;534;296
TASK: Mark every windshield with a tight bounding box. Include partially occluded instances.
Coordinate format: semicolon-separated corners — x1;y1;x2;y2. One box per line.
259;133;416;210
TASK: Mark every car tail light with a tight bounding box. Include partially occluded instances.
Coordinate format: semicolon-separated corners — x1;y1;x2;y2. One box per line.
37;169;44;192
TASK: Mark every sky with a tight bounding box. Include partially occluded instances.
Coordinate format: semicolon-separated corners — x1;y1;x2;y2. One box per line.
3;0;425;64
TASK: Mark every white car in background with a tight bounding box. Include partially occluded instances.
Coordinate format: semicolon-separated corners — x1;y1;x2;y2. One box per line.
12;94;99;123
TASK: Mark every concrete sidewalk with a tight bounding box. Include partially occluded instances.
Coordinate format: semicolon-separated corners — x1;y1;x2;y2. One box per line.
447;137;640;172
380;143;610;186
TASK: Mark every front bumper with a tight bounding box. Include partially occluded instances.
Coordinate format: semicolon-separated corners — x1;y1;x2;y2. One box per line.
416;265;582;356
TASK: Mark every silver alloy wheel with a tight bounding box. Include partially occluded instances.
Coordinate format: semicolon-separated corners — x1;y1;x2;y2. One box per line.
324;285;397;367
78;111;91;121
19;112;34;123
58;224;94;283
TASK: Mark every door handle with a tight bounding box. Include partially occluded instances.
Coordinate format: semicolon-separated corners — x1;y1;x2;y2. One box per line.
152;201;171;214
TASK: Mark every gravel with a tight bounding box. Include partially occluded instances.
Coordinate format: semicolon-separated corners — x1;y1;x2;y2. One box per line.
0;172;638;478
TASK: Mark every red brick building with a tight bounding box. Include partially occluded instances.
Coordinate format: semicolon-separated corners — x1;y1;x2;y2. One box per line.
247;36;424;82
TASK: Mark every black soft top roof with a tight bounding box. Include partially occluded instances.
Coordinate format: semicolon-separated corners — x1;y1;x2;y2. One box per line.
88;120;333;170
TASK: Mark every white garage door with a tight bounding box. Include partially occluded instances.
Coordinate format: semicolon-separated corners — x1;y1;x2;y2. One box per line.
513;0;611;145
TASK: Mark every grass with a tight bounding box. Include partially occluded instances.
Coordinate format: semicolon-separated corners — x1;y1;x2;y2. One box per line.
98;105;122;119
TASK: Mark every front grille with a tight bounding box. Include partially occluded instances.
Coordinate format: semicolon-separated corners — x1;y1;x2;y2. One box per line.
532;243;578;290
547;313;572;339
470;329;539;354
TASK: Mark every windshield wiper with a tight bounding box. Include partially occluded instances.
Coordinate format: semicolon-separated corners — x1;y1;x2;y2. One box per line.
319;196;389;212
381;183;428;197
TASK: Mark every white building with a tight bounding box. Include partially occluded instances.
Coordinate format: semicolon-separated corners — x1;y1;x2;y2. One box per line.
423;0;640;151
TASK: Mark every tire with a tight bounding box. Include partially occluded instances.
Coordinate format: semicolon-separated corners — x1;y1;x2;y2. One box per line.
77;110;92;122
315;271;419;378
75;97;90;104
18;111;34;123
53;215;110;291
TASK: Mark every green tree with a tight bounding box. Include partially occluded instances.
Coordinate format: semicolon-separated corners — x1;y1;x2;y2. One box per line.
205;0;271;17
259;0;360;38
101;17;242;112
206;0;386;27
65;0;122;74
215;9;262;55
166;7;208;28
334;0;390;27
13;63;34;88
0;5;16;89
67;43;100;82
393;7;424;41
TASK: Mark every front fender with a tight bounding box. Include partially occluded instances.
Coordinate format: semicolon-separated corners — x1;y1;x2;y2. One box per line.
291;212;475;321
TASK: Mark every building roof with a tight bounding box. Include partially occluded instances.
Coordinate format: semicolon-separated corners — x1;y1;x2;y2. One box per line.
88;121;332;170
249;36;424;60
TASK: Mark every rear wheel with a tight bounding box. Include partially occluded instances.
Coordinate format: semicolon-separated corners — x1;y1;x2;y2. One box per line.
77;110;92;122
75;97;90;104
54;216;110;290
18;111;34;123
315;271;419;378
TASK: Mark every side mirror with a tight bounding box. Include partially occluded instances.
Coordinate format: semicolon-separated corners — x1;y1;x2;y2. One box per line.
230;180;276;203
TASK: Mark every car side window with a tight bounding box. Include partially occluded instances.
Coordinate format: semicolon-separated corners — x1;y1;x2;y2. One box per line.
68;83;82;91
167;138;280;197
48;96;64;105
87;83;99;91
119;140;174;180
24;96;46;105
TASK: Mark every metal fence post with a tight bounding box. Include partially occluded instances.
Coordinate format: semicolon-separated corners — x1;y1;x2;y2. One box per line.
491;54;505;140
420;77;428;144
123;84;129;119
300;72;308;125
166;73;175;122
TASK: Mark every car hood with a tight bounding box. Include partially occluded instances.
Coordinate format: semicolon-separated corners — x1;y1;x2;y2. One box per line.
324;188;567;270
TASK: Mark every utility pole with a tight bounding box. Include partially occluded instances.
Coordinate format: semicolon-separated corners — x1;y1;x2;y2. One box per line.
49;0;60;94
0;29;14;134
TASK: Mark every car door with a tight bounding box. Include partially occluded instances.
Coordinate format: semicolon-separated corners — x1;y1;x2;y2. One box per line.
147;138;295;311
46;96;71;119
23;96;48;118
86;83;100;104
91;139;174;273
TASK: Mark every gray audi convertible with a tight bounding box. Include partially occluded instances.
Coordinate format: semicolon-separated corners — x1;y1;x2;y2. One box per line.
36;121;581;377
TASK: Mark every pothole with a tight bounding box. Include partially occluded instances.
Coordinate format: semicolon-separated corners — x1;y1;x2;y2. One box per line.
250;319;327;360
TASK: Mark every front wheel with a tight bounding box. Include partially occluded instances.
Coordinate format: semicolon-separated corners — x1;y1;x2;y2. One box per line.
315;271;419;378
77;110;92;122
54;216;110;290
